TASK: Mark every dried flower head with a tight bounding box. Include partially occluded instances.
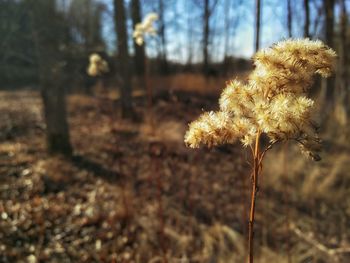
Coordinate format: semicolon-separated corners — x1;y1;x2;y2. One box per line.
87;53;109;77
133;12;158;46
185;39;337;160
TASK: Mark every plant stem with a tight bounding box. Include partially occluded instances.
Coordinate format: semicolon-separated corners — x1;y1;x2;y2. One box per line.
144;55;154;132
248;131;261;263
156;167;167;263
144;56;152;112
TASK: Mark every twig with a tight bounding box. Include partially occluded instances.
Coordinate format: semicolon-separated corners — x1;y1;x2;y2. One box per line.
290;223;350;256
258;140;279;164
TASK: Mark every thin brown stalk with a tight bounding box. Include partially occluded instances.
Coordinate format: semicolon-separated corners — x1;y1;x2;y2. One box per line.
149;143;167;263
242;168;249;257
144;56;155;132
247;138;277;262
283;142;292;263
155;164;167;263
121;184;130;219
119;158;132;231
248;131;261;263
144;56;151;111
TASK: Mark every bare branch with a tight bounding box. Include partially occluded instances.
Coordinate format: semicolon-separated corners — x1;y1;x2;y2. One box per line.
290;223;350;257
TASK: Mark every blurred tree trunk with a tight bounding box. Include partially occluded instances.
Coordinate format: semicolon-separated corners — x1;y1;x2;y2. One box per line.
303;0;310;38
337;0;348;125
203;0;210;74
30;0;72;155
287;0;292;37
68;0;105;51
84;0;91;50
131;0;145;76
223;0;231;75
339;0;348;96
222;0;242;74
202;0;218;75
158;0;168;74
114;0;133;119
224;0;231;58
186;0;193;67
41;72;72;155
255;0;261;52
324;0;335;113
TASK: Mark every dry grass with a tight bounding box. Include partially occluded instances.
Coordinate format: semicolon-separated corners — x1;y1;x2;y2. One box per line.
140;73;249;96
261;140;350;263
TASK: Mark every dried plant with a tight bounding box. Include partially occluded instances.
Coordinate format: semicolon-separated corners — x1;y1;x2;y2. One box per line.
133;13;158;46
87;53;109;77
133;13;159;133
184;39;336;263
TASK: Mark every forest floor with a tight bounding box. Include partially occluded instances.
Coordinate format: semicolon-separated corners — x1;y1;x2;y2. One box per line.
0;83;349;262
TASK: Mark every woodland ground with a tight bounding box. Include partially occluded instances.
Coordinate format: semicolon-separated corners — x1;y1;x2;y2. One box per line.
0;75;349;262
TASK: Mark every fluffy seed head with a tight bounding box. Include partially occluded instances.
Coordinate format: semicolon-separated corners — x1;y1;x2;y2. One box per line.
133;13;158;46
87;53;109;77
184;39;337;160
